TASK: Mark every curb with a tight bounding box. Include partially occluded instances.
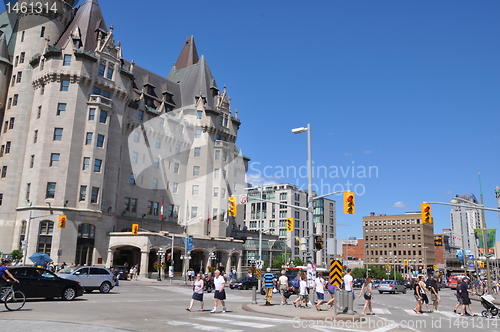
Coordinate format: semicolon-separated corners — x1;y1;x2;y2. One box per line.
242;303;366;321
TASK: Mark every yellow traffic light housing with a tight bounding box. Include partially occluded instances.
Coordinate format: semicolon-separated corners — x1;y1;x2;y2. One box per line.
286;217;295;231
228;196;237;217
421;203;432;223
58;215;66;228
132;223;139;235
343;192;355;214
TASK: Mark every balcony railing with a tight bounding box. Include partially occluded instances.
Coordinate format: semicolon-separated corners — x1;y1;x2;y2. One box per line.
88;95;113;108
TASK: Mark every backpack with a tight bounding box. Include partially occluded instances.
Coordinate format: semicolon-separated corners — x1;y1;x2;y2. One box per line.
292;277;300;288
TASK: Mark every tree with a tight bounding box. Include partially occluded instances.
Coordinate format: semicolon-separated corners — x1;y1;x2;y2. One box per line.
11;249;23;261
292;258;305;267
272;256;286;268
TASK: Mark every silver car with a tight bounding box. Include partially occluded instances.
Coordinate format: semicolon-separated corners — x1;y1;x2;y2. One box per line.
377;280;407;294
57;266;115;293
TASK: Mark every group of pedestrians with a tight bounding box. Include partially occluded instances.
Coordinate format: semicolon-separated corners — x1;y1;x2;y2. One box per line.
186;269;227;313
413;275;441;314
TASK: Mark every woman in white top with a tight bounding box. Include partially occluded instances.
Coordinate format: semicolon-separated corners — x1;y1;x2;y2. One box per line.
358;277;374;315
313;272;326;311
278;270;288;305
186;274;204;311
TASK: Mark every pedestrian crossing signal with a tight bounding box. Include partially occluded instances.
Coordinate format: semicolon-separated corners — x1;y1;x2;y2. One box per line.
58;215;66;228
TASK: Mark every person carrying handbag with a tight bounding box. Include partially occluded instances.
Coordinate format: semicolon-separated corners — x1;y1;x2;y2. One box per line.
359;277;375;315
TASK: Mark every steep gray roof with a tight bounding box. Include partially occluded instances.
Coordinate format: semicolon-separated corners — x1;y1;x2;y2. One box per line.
167;55;217;109
56;0;107;52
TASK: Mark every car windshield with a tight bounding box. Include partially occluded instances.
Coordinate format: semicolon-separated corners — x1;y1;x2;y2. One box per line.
58;267;79;274
381;281;394;284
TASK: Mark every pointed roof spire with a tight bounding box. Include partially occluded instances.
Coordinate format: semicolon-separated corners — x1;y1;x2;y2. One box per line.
174;36;199;70
57;0;107;52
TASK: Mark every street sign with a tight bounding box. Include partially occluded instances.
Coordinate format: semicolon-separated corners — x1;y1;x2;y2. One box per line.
468;254;474;260
255;259;263;269
469;262;475;268
239;194;248;204
329;259;343;286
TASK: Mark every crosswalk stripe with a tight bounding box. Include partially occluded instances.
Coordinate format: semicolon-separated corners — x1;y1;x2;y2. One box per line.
439;311;458;318
226;314;293;323
372;308;391;314
167;320;242;332
195;317;274;328
403;309;428;316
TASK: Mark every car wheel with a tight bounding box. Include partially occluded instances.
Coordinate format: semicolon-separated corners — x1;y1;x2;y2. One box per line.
62;287;76;301
379;291;383;294
402;288;407;294
99;281;112;293
391;291;395;294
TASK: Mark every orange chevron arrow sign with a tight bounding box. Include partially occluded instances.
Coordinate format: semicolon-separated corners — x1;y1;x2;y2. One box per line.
329;259;343;286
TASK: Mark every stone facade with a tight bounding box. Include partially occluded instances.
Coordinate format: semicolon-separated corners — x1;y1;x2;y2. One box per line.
0;0;247;276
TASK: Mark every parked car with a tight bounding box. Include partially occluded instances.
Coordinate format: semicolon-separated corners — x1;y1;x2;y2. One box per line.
111;266;129;280
353;278;365;288
229;276;258;290
377;280;407;294
57;266;115;293
8;266;84;300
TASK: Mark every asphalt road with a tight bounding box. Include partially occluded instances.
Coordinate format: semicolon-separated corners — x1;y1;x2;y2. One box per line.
1;282;499;332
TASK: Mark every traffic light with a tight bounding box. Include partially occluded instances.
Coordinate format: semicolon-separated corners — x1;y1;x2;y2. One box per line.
314;235;324;250
343;192;355;214
421;203;432;223
404;259;408;266
228;196;237;217
480;261;485;268
166;253;171;261
132;223;139;235
58;215;66;228
286;217;294;231
433;265;437;271
297;237;306;251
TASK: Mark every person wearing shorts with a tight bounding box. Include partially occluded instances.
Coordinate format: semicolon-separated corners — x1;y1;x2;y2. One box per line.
313;272;325;311
211;270;227;313
459;277;477;316
453;279;464;314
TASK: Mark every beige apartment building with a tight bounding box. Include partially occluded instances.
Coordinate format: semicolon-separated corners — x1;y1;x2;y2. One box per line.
363;212;435;273
0;0;248;277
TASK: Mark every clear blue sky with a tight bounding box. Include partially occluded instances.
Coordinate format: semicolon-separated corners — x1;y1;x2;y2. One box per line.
7;1;500;240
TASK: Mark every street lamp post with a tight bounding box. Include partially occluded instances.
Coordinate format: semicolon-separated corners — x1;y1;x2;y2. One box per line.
292;124;314;265
393;256;397;281
422;247;428;275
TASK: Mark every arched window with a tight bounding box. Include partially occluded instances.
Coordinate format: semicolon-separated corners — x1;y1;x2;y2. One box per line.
75;223;95;266
37;221;54;254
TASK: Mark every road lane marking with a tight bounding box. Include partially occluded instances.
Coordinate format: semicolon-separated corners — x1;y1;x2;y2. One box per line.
195;317;274;328
167;320;242;332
